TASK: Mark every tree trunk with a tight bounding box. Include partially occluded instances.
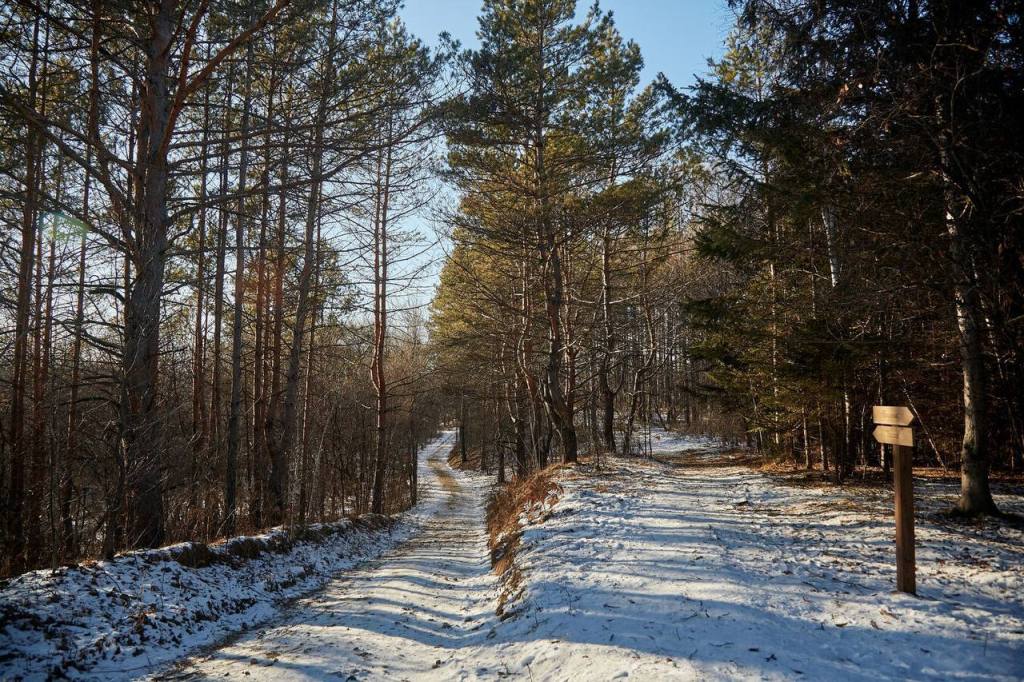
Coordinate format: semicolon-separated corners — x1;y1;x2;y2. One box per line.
5;11;43;574
190;49;212;508
224;42;255;535
936;87;998;514
459;393;468;466
539;207;577;463
252;57;278;531
267;69;329;524
370;133;393;515
262;108;290;529
949;213;997;514
298;210;322;525
121;0;183;549
210;72;233;505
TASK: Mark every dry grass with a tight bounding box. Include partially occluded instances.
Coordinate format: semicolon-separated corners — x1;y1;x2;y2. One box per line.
485;466;562;618
155;515;394;568
165;542;225;568
447;443;484;471
759;461;1024;493
655;442;1024;493
652;447;761;470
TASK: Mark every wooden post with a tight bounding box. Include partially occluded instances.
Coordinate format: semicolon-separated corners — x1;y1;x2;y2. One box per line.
873;405;917;595
459;393;468;466
893;444;916;594
410;444;418;506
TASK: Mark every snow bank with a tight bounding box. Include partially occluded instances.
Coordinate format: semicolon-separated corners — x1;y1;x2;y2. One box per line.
0;518;408;680
0;434;454;681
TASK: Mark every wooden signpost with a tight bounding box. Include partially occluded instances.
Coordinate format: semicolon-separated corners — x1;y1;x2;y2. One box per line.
873;405;916;595
872;424;914;447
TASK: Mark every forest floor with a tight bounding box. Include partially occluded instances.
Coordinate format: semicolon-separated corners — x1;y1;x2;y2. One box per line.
3;429;1022;680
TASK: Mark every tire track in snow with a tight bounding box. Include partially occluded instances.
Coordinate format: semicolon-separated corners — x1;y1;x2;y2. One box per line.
157;430;501;681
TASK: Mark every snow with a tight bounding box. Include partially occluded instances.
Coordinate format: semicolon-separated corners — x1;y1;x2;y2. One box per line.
163;428;1024;681
4;428;1022;681
488;439;1024;681
157;428;502;680
642;427;731;457
0;432;457;681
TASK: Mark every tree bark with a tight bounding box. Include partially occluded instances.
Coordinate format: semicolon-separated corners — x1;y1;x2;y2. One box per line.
120;0;183;550
537;166;577;463
370;136;393;515
5;11;43;574
224;41;255;535
933;64;999;514
947;201;997;514
267;37;331;522
190;46;212;507
459;393;468;466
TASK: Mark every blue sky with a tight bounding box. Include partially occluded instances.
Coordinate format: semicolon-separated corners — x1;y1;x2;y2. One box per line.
400;0;735;92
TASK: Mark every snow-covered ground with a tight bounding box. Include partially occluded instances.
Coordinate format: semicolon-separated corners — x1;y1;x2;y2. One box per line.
160;430;1024;681
0;432;456;681
158;429;502;680
490;444;1024;680
4;429;1022;681
643;426;731;457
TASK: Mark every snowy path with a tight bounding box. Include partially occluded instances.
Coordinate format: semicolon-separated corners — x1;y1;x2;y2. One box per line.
156;430;503;681
488;442;1024;681
49;427;1018;681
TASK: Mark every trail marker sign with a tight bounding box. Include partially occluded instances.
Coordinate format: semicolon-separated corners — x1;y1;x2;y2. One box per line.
873;405;916;595
873;425;914;447
872;405;914;427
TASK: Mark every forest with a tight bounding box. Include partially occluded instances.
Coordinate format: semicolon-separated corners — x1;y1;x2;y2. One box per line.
1;0;1021;582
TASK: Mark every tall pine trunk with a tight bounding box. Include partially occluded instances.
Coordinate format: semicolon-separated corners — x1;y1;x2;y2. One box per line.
370;140;392;514
932;10;999;514
5;11;43;574
224;42;255;535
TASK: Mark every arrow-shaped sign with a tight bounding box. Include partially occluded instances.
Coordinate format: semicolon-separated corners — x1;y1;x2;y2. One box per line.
873;425;914;447
873;405;914;426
